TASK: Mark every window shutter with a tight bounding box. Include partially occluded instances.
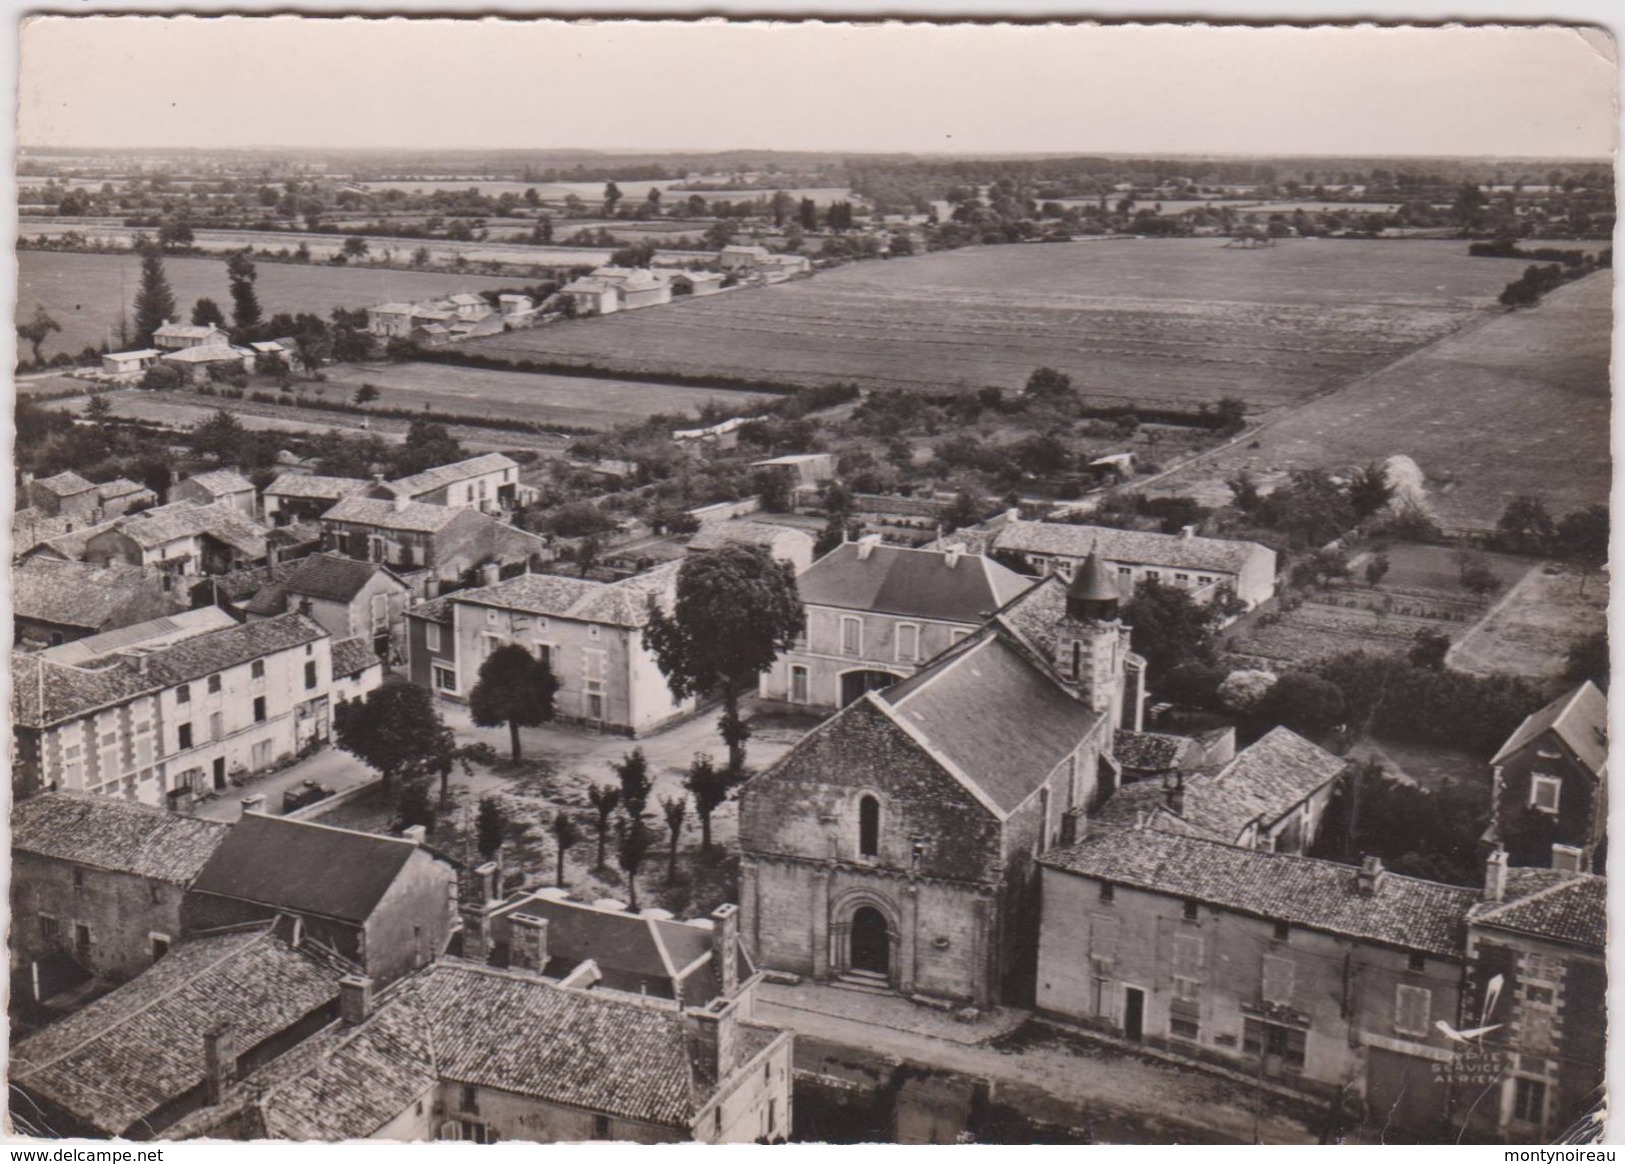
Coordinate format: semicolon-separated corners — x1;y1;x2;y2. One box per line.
1261;955;1295;1006
1173;935;1203;977
1089;913;1120;962
1395;985;1432;1035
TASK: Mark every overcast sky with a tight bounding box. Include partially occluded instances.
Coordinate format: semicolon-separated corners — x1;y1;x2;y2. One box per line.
17;17;1618;157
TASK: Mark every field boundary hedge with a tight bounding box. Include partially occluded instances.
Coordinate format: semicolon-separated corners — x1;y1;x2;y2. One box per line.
403;345;801;396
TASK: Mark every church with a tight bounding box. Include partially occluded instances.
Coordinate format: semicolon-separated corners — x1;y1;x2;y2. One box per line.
738;551;1145;1007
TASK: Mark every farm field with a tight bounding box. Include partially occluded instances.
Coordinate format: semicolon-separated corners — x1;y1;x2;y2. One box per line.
1448;565;1607;681
464;239;1517;410
1151;270;1613;532
16;251;529;360
318;361;771;431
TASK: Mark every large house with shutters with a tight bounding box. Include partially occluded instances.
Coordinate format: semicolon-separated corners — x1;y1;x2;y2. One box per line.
1486;681;1608;873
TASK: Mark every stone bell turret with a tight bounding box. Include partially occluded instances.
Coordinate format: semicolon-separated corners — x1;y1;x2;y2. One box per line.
1055;544;1129;720
1065;546;1120;623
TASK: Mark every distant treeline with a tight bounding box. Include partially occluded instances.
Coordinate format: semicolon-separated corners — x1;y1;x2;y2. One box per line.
1469;240;1597;265
1497;250;1610;308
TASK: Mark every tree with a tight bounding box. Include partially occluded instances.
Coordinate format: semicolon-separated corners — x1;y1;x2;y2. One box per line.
342;236;370;261
17;305;61;365
1218;669;1278;715
571;534;603;578
644;544;805;780
587;783;621;869
83;394;113;421
333;680;456;790
353;383;381;407
191;297;226;329
751;466;793;513
468;643;558;762
1364;552;1391;587
132;242;177;348
1122;577;1220;678
661;794;689;880
616;814;654;912
1457;554;1501;604
603;181;623;214
703;220;737;250
684;753;731;852
392;418;466;477
610;747;653;822
393;781;436;836
475;796;509;861
1225;470;1261;513
1497;494;1555;554
1408;628;1452;670
1565;632;1608;691
1024;366;1073;402
1557;505;1608;595
226;250;261;333
1347;462;1395;521
550;811;583;886
140;363;183;392
1291;547;1351;590
189;408;248;462
1258;671;1346;738
1162;661;1224;710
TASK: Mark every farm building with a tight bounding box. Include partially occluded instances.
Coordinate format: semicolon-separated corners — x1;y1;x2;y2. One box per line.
152;320;230;351
750;452;838;490
559;276;622;316
318;495;548;593
160;345;255;385
588;266;674;310
100;348;162;376
171;469;257;517
262;473;371;526
242;552;412;661
26;470;102;519
247;339;297;369
82;501;269;577
672;415;762;449
686;520;815;575
719;245;772;271
12;557;184;649
665;269;727;296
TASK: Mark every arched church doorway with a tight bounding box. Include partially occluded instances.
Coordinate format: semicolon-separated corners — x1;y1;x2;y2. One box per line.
849;906;891;977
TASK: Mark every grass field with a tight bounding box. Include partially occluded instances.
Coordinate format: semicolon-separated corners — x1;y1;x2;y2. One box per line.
319;361;770;430
16;251;530;360
1449;565;1607;681
1151;271;1613;531
465;239;1515;409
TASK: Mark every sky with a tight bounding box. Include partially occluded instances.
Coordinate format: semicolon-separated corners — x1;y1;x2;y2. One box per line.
16;16;1619;158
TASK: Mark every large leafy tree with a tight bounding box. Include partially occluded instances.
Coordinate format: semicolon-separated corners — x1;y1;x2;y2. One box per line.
132;240;177;348
17;305;61;365
334;679;456;791
644;544;805;780
1122;577;1220;680
468;643;558;762
683;753;731;852
191;297;227;329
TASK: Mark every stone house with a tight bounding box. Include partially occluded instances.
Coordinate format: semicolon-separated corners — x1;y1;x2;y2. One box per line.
330;636;387;703
1461;855;1606;1142
12;557;184;649
719;244;773;271
1487;681;1608;872
406;564;695;735
758;538;1032;710
83;501;269;577
1037;828;1478;1135
100;348;163;376
559;276;622;315
243;553;412;661
739;560;1143;1007
261;473;370;526
26;470;102;519
171;469;258;517
10;793;229;998
371;453;525;514
183;813;459;988
160;345;256;385
588;266;674;309
11;610;334;808
318;495;548;593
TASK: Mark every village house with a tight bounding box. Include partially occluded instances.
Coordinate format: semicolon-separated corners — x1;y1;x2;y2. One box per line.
318;494;549;594
739;558;1143;1008
672;415;762;449
750;452;839;492
1486;681;1608;872
1036;828;1478;1134
184;813;459;988
171;468;258;517
168;955;793;1144
982;514;1278;612
242;553;412;661
686;519;816;575
9;924;352;1140
366;302;423;337
558;275;623;316
1461;855;1606;1142
666;269;727;297
25;470;103;519
759;538;1033;710
371;452;527;514
247;339;297;370
587;266;674;310
718;244;773;271
100;348;163;377
331;635;387;702
95;477;160;518
10;792;230;999
406;563;694;735
1111;726;1235;785
82;500;269;577
152;320;231;350
10;610;334;809
12;557;184;649
261;473;370;526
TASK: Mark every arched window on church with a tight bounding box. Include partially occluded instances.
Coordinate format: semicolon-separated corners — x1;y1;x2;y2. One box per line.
859;794;880;858
1070;640;1083;680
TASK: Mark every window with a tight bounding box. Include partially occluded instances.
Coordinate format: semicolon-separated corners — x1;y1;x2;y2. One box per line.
180;718;195;748
207;674;221;694
1274;921;1291;942
1169;1010;1201;1041
151;934;170;962
1089;914;1120;961
1525;984;1555;1007
767;1098;777;1138
1117;566;1132;576
40;915;59;942
74;923;91;955
1394;985;1432;1037
486;608;500;626
790;665;809;704
209;712;223;743
459;1085;479;1114
253;696;267;723
61;740;83;787
250;659;265;680
457;1121;496;1144
1530;774;1561;814
176;683;191;704
1037;788;1050;854
1172;934;1203;979
1182;900;1200;923
433;665;457;692
425;622;442;652
134;720;154;767
1408;952;1427;973
593;1114;611;1140
1261;955;1296;1006
840;617;862;656
1146;570;1161;581
587;692;604;720
252;740;273;770
896;623;920;663
1070;640;1083;680
1513;1077;1546;1125
858;795;880;857
371;593;390;630
1098;882;1115;904
304;661;318;690
1243;1019;1306;1069
1175;573;1189;583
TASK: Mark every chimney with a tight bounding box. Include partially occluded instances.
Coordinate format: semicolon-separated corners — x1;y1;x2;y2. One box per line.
856;533;881;561
1484;848;1508;902
1355;854;1385;896
711;903;739;1000
481;561;501;586
1161;771;1185;815
684;995;740;1083
508;912;550;975
240;794;267;817
1551;844;1584;874
202;1022;237;1105
475;861;500;904
393;491;410;513
1180;525;1197;540
943;545;962;569
402;824;427;846
338;974;374;1025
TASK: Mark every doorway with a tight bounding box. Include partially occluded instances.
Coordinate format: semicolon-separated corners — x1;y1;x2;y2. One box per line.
1123;986;1146;1042
841;670;899;706
850;907;891;978
212;757;227;792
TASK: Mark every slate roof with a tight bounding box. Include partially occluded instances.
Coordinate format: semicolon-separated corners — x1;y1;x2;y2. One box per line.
879;632;1102;816
322;495;467;533
140;613;328;688
797;542;1032;625
687;520;811;552
1490;681;1609;777
1114;729;1199;773
12;792;230;884
451;562;682;629
264;473;370;501
114;501;268;558
993;518;1266;576
384;453;517;499
10;928;348;1137
331;636;380;679
12;557;166;630
181;469;255;497
1175;727;1346;842
33;470;98;498
1468;869;1606;949
256;961;776;1138
190;814;423;924
1041;829;1478;956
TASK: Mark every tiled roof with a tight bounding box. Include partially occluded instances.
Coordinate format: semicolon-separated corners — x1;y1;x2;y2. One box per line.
12;557;167;630
154;321;226;340
115;501;267;557
993;518;1266;577
331;636;380;679
1114;729;1199;773
163;346;244;363
280;553;403;603
452;562;682;629
32;517;123;562
406;595;455;625
34;470;97;497
385;453;517;499
687;520;812;552
190;814;423;924
1041;828;1478;956
10;928;348;1137
797;542;1032;625
97;477;153;501
1468;868;1605;949
1175;727;1346;842
322;495;467;533
264;474;370;500
1090;780;1208;838
11;792;229;884
141;612;327;688
181;469;255;497
39;607;239;667
880;632;1103;816
12;506;77;554
12;652;162;729
1491;681;1608;776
